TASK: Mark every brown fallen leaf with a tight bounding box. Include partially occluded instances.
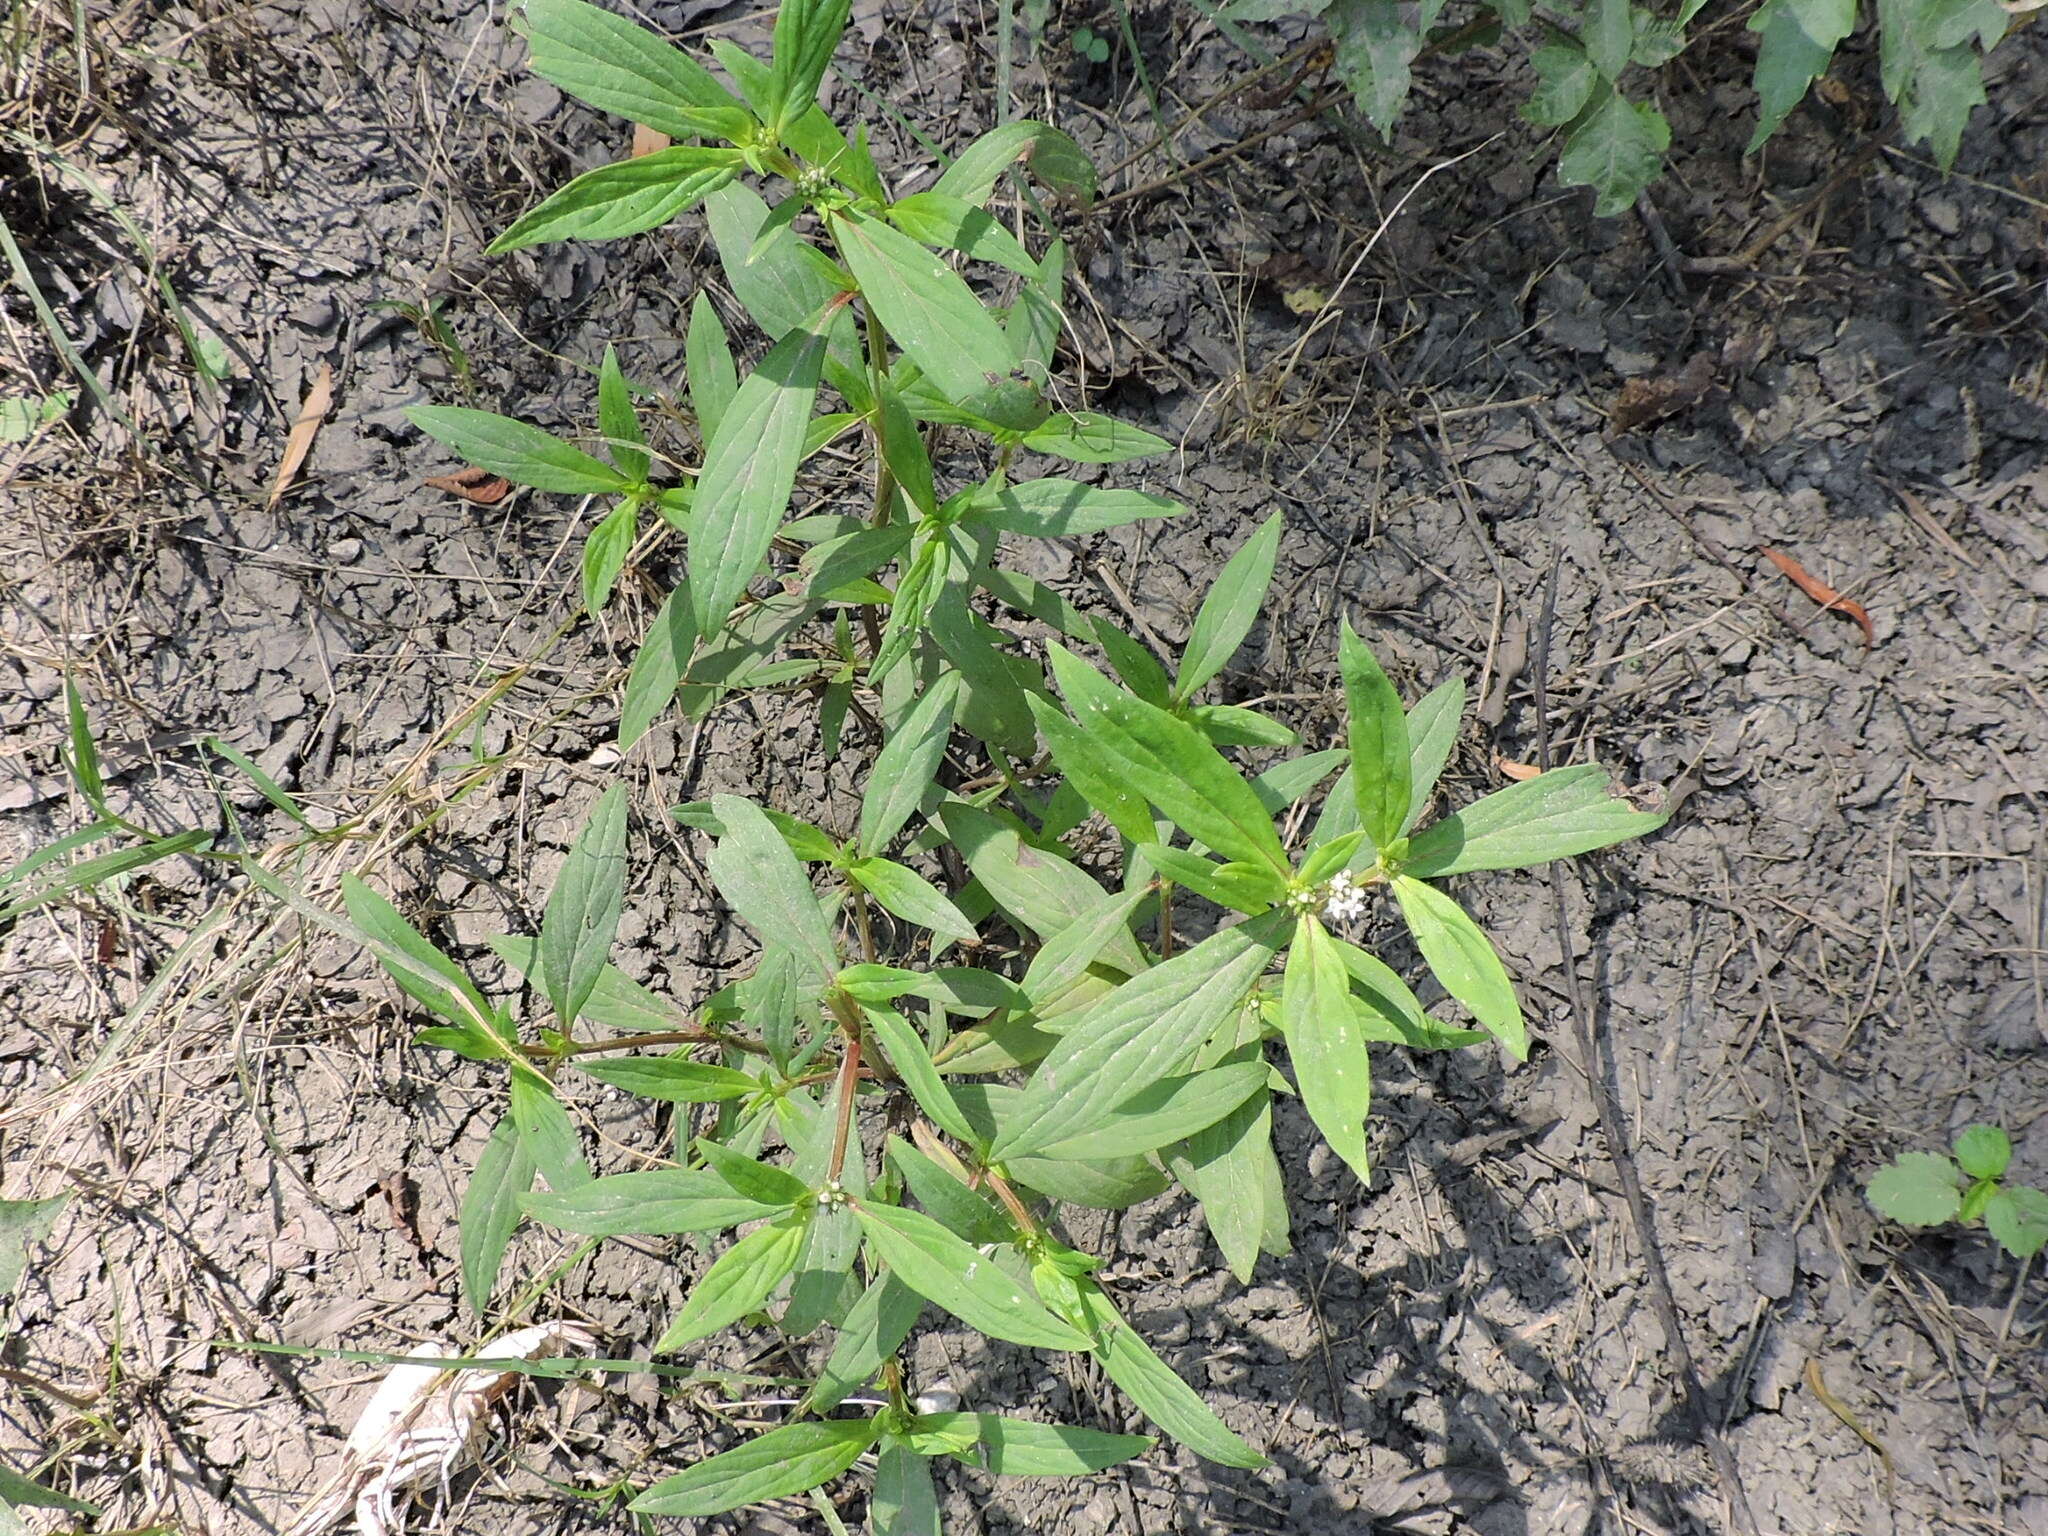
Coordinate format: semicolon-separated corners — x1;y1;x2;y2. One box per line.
423;466;513;505
1759;546;1876;648
1495;756;1542;781
631;124;670;157
1608;351;1718;435
269;362;333;507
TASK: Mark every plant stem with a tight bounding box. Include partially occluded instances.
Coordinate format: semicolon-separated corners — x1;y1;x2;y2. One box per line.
826;1002;864;1184
852;883;877;964
520;1028;768;1059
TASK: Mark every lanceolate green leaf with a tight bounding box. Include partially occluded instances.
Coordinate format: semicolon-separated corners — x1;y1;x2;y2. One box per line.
1067;1279;1265;1467
869;1442;941;1536
508;1072;590;1191
1338;621;1411;852
870;529;945;683
618;580;691;747
939;805;1140;959
488;934;688;1034
703;184;867;401
632;1419;878;1516
928;596;1039;756
886;192;1038;276
975;479;1182;538
1008;1151;1168;1210
1036;644;1290;874
524;1169;780;1236
0;1457;96;1516
1036;1061;1270;1162
994;914;1287;1160
918;1413;1153;1476
932;121;1097;207
1401;676;1464;834
460;1112;534;1317
864;1004;980;1147
853;1201;1088;1350
1019;411;1171;464
808;1270;925;1411
1177;513;1281;703
521;0;752;140
582;497;636;614
697;1136;814;1206
573;1055;759;1102
489;148;742;252
1280;916;1373;1183
858;672;959;855
888;1135;1013;1247
706;794;840;991
766;0;852;133
655;1211;809;1350
1389;875;1527;1059
339;876;496;1037
539;783;629;1030
408;406;629;495
832;210;1021;412
1402;763;1666;876
875;376;938;518
1009;238;1065;371
1136;843;1284;915
1165;1067;1289;1283
686;292;739;443
689;305;833;642
848;856;980;946
709;37;880;203
597;343;648;481
1019;884;1151;1005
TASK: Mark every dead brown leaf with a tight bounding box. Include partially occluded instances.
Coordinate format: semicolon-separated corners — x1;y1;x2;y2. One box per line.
631;124;670;157
269;362;333;507
1759;546;1876;648
1495;756;1542;781
1608;351;1717;435
423;466;513;505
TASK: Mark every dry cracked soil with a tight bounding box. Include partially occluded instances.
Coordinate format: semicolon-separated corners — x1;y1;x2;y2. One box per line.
3;1;2047;1533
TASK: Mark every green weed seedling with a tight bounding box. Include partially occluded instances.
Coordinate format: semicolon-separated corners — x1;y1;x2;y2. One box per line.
1866;1123;2048;1261
1070;25;1113;63
0;390;72;441
346;0;1672;1524
1215;0;2017;215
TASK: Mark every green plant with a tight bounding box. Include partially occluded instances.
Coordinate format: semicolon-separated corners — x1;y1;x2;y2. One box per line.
1217;0;2019;215
0;390;71;441
1866;1123;2048;1261
370;295;475;387
1070;24;1113;62
348;0;1674;1523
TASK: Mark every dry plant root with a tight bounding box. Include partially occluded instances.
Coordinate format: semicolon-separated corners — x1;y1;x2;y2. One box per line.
285;1321;600;1536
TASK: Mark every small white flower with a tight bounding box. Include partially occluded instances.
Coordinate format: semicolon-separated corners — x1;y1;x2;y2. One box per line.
1321;871;1368;926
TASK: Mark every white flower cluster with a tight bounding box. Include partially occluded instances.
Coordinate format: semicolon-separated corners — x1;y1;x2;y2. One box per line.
1322;870;1368;926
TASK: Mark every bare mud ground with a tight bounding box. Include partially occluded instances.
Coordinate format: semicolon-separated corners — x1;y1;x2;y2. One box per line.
3;0;2046;1532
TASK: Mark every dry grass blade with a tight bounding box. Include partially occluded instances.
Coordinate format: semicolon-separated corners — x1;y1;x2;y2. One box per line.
285;1321;600;1536
271;362;334;508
